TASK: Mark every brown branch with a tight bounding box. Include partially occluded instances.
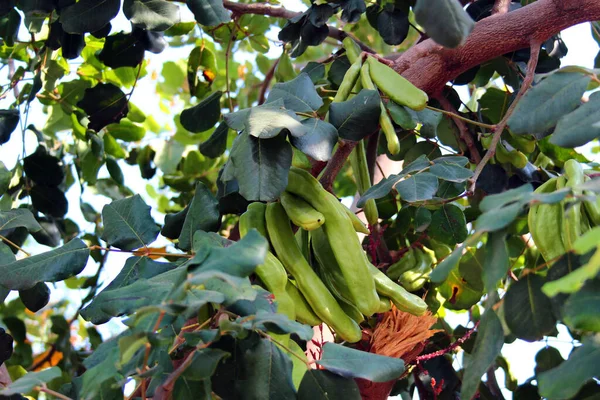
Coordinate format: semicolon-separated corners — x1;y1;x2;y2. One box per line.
435;95;482;164
394;0;600;95
258;58;279;105
469;41;541;192
492;0;512;15
222;1;375;53
319;140;357;192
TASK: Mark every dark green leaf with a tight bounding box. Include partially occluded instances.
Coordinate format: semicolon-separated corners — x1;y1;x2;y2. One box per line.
415;0;474;48
430;231;483;283
24;148;64;186
0;109;19;145
386;101;416;130
229;132;292;202
182;348;229;380
317;342;405;382
0;161;10;195
239;310;314;341
239;337;296;400
483;230;509;292
298;370;361;400
300;62;325;83
0;10;21;48
414;207;432;232
267;73;323;113
395;172;439;202
537;336;600;400
407;107;443;138
0;238;89;290
428;204;468;246
376;8;409;46
461;310;504;400
245;107;306;139
98;32;146;69
200;122;229;158
290;118;338;161
77;83;129;132
187;0;230;26
180;91;223;133
535;347;564;376
178;183;220;251
508;71;591;135
475;202;525;232
123;0;180;31
550;91;600;148
60;0;120;34
18;282;50;312
81;257;175;324
101;194;160;251
479;184;533;213
0;367;61;396
504;274;557;341
562;279;600;332
429;162;473;182
0;209;41;232
329;89;381;141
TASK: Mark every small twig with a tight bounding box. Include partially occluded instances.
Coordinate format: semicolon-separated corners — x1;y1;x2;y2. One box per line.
366;133;379;183
36;385;73;400
469;41;542;193
415;320;480;364
433;98;482;164
258;58;279;105
0;234;30;256
140;311;165;399
425;105;496;130
224;24;237;112
319;140;357;192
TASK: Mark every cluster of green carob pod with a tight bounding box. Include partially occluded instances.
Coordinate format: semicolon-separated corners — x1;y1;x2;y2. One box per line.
239;167;427;343
529;159;600;263
338;38;428;227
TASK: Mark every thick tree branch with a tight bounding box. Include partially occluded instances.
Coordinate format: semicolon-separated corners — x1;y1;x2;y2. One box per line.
394;0;600;95
469;42;541;192
320;140;357;192
222;1;375;53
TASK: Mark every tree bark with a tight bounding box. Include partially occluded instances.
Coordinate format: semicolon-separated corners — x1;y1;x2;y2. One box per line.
394;0;600;95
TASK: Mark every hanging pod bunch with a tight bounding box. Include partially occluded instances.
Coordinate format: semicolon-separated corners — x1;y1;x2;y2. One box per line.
386;247;436;292
528;159;599;264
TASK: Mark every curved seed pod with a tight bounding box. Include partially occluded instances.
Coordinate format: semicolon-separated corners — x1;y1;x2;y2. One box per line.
528;177;567;262
280;191;325;231
563;160;584;249
366;56;428;111
350;140;379;226
342;36;362;64
387;248;418;280
342;207;370;234
285;280;322;326
367;263;428;316
266;202;362;342
361;62;400;155
376;296;392;313
333;57;363;103
286;168;380;316
239;202;268;238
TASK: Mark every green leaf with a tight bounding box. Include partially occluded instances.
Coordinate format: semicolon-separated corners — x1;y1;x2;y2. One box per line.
508;70;591;135
182;348;229;380
60;0;120;34
478;87;510;124
81;257;175;324
386;101;417;130
245;107;307;139
123;0;180;31
395;172;439;202
438;252;484;310
266;73;323;113
239;337;296;400
178;183;220;251
479;184;533;213
78;83;129;131
461;310;504;400
103;132;128;158
0;109;19;145
535;347;564;375
428;204;468;246
483;230;509;292
0;238;89;290
475;202;524;232
329;89;381;141
542;247;600;297
229;132;292;202
0;161;10;195
504;274;557;341
550;91;600;147
156;138;185;174
316;342;405;382
101;194;160;251
573;226;600;255
537;336;600;400
407;107;443;138
290;118;338;162
224;99;285;131
187;0;230;26
430;231;484;283
239;310;314;341
18;282;50;312
538;136;589;164
0;367;61;395
180;91;222;133
0;209;41;232
200;122;229;158
562;279;600;332
297;370;361;400
429;162;473;182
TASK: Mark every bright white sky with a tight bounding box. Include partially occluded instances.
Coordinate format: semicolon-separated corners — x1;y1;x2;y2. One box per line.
0;3;598;398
